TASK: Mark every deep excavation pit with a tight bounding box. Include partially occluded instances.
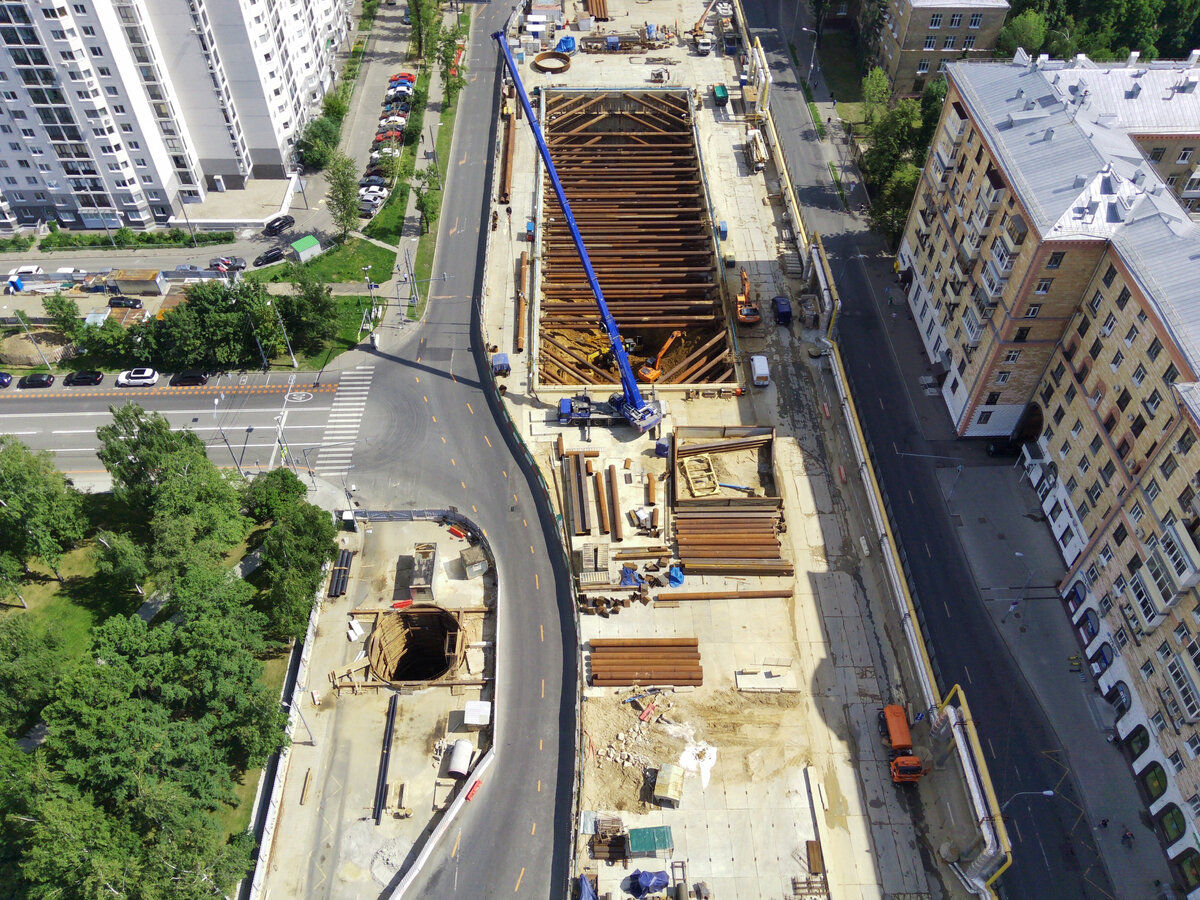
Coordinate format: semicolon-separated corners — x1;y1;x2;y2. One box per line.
367;608;462;682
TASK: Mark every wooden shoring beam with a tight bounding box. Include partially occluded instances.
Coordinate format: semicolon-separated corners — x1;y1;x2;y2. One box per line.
541;335;618;383
659;332;728;382
541;346;603;386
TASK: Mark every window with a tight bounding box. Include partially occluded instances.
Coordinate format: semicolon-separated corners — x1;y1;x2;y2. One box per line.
1089;290;1103;314
104;85;117;96
977;411;992;425
1162;455;1179;478
1066;475;1078;494
1116;287;1131;310
1103;265;1118;287
1143;659;1157;677
1171;751;1186;773
1111;350;1124;371
930;13;942;27
1165;363;1180;385
81;25;93;35
1150;147;1166;162
1071;419;1083;438
1124;324;1139;346
1152;712;1168;733
962;36;976;50
1059;440;1070;458
969;12;982;27
89;46;102;57
924;35;936;49
1087;482;1103;505
1149;337;1163;360
1147;390;1163;416
943;36;956;49
72;3;86;11
949;13;962;27
1047;252;1065;269
96;66;110;76
1179;148;1195;164
1004;349;1021;363
1116;627;1129;649
987;392;1001;406
1148;479;1161;500
1025;304;1042;318
1133;364;1147;386
916;59;930;75
997;371;1011;385
1090;435;1103;456
1015;327;1031;342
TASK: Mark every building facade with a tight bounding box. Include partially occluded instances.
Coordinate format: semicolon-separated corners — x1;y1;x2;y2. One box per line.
896;50;1200;893
0;0;347;230
861;0;1008;95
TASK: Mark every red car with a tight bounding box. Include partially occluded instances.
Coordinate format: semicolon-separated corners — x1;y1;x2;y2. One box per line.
389;72;416;83
374;130;404;142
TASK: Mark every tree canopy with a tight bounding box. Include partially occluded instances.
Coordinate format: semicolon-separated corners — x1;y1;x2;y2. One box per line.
0;436;86;583
326;149;361;240
1007;0;1200;59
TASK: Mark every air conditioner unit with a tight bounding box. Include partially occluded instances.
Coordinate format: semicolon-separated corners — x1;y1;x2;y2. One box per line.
1136;527;1146;540
1192;473;1200;489
1100;325;1114;337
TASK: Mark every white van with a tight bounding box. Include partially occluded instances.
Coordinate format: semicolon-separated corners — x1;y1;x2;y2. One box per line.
8;265;43;277
750;354;769;387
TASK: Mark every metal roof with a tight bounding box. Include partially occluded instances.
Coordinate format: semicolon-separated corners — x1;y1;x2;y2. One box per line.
949;52;1200;371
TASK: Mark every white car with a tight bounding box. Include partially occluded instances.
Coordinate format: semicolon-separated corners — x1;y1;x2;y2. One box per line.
370;147;402;161
379;115;407;128
115;367;160;387
387;83;414;98
359;186;388;201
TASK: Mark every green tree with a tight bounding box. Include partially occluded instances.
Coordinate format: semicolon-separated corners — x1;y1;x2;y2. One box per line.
0;436;86;581
807;0;831;37
95;404;208;509
296;116;339;170
259;502;336;639
93;529;148;598
861;66;891;127
413;168;441;235
861;98;923;188
870;162;921;245
326;149;361;240
437;28;467;101
243;467;308;523
998;8;1048;54
0;616;63;736
75;317;131;361
41;293;81;343
279;266;338;353
914;77;949;159
321;91;349;122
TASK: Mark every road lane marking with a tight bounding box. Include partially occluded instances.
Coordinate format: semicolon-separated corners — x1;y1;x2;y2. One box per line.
472;505;477;513
522;518;527;527
537;780;541;792
530;545;535;554
441;436;447;443
514;493;519;503
415;376;420;383
467;403;474;414
503;470;508;478
514;868;525;892
535;573;539;589
461;481;467;489
531;823;536;835
423;395;428;402
484;435;492;447
0;405;334;420
432;416;437;423
539;739;543;751
541;679;545;698
451;458;456;466
964;665;973;684
451;830;461;858
540;624;544;642
943;601;951;618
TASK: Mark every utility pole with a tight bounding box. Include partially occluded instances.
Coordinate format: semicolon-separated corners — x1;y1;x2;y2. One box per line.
267;300;298;368
179;199;199;248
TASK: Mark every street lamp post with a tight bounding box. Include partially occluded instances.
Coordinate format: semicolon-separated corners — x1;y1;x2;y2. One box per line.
274;414;297;473
97;208;116;248
1000;789;1055;814
797;26;818;80
266;300;298;368
427;124;442;190
1003;551;1034;622
179;199;199;248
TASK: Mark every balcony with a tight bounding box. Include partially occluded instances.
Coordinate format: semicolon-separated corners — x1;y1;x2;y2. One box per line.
964;317;983;348
1162;522;1200;589
999;215;1028;255
972;286;997;319
944;101;967;144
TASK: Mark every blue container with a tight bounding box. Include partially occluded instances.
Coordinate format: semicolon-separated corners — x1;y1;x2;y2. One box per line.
718;221;728;240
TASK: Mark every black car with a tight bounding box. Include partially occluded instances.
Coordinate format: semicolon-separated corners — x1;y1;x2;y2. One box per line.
109;295;143;309
64;370;103;386
263;215;295;236
0;372;11;388
170;371;209;387
254;247;285;267
18;373;54;389
209;256;247;271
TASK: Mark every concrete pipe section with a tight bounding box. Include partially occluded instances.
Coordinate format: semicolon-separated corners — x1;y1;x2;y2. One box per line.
532;51;571;74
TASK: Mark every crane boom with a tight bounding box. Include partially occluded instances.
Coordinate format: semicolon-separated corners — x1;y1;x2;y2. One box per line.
492;32;662;433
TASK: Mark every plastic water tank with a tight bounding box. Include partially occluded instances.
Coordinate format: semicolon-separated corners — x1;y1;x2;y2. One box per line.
447;739;474;777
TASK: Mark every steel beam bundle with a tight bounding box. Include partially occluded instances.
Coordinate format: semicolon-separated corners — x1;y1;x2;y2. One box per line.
588;637;703;686
536;89;733;386
674;508;792;575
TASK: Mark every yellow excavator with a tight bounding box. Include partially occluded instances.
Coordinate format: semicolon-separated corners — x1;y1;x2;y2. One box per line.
638;330;684;382
736;268;761;324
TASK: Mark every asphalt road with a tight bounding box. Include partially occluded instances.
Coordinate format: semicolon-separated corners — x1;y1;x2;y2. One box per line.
348;4;576;896
0;371;368;485
737;1;1113;897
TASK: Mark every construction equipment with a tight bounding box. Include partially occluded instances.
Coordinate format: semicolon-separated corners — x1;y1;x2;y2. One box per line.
650;67;669;83
689;0;722;52
638;330;684;382
879;705;925;784
494;32;663;433
735;268;760;324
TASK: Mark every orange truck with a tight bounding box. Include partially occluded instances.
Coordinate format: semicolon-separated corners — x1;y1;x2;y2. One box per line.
878;704;925;784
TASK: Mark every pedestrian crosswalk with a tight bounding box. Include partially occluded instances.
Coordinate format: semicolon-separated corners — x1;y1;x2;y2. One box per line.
315;365;373;475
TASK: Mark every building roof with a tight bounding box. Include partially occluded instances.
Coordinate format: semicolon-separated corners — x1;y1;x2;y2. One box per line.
949;51;1200;367
627;825;673;854
291;235;320;252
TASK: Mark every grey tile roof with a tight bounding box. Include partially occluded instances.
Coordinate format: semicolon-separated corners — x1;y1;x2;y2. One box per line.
949;52;1200;369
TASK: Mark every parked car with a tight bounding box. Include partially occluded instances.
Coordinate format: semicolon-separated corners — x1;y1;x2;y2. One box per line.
108;295;143;309
986;439;1023;458
263;214;295;236
116;367;159;387
390;72;416;83
254;247;285;267
381;101;410;114
176;264;202;273
375;130;404;143
387;83;414;98
371;147;402;160
64;370;103;386
359;176;386;187
170;370;209;386
209;256;247;271
18;373;54;389
363;166;386;177
379;116;407;128
0;372;11;388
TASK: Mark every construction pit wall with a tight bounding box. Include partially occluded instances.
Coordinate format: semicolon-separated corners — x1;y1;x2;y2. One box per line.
516;86;741;393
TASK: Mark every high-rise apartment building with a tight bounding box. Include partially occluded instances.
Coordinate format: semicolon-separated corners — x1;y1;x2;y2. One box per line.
0;0;347;230
897;50;1200;892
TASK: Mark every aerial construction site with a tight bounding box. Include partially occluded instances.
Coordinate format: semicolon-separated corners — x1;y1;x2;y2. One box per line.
482;0;990;895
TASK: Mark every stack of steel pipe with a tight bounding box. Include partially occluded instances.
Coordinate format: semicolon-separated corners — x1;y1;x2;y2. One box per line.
674;509;793;576
588;638;702;687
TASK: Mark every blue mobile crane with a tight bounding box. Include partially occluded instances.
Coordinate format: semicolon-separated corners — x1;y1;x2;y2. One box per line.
492;32;664;434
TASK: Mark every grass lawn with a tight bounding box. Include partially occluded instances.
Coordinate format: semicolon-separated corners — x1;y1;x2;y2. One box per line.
245;238;396;285
817;30;867;127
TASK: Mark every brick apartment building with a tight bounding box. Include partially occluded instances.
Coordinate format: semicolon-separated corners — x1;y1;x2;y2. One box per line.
860;0;1008;95
895;50;1200;891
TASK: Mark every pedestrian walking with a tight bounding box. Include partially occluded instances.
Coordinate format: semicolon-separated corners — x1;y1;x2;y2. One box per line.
1121;828;1135;847
1001;599;1020;622
1098;818;1109;829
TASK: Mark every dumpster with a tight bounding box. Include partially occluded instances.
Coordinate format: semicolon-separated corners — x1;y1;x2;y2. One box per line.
712;83;729;106
491;353;511;376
